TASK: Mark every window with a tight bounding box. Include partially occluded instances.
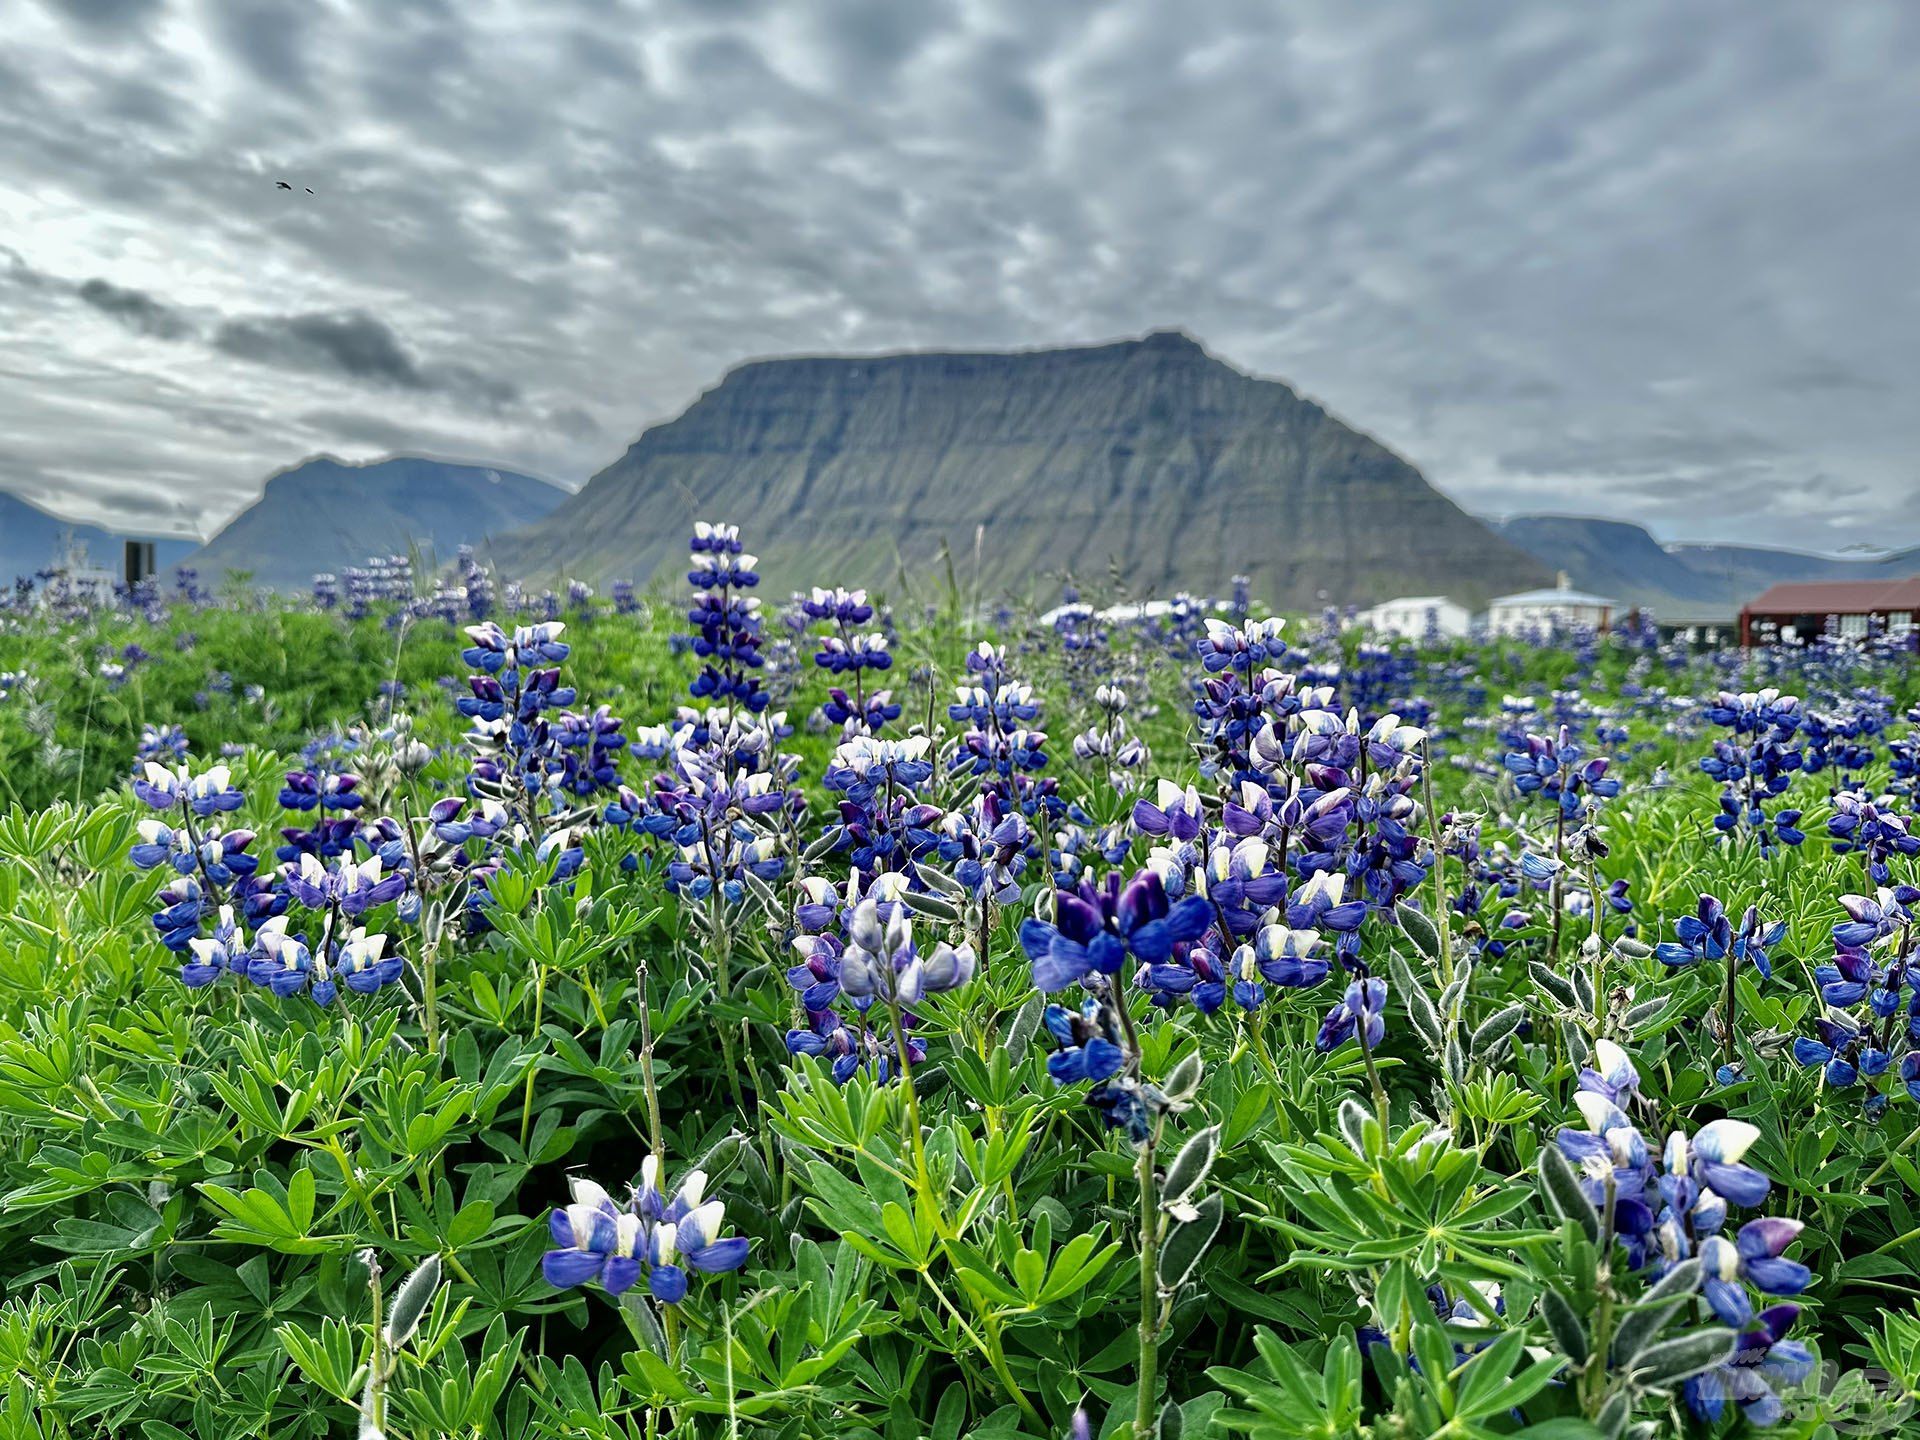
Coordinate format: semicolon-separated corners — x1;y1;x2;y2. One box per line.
1891;612;1913;635
1839;613;1869;639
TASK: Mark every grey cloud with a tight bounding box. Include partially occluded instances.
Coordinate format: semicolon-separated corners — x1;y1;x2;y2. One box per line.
40;0;162;32
76;278;197;340
211;310;521;409
214;311;425;388
4;0;1919;552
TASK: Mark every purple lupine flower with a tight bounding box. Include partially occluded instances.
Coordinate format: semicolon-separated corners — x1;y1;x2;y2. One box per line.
1018;869;1212;994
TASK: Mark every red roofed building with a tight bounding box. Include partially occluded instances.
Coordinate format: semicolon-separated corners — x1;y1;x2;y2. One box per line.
1738;577;1920;647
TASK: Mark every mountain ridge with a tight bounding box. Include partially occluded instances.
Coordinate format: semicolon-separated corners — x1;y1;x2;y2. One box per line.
189;455;568;589
1491;514;1920;614
489;330;1552;608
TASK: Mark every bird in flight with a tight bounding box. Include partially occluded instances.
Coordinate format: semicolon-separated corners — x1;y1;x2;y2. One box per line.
275;180;292;189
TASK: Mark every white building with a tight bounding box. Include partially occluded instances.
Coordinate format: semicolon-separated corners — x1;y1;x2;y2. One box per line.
1487;573;1615;635
1357;595;1470;640
33;537;118;607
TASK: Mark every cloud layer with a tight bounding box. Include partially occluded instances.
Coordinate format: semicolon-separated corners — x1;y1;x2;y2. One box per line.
3;0;1916;550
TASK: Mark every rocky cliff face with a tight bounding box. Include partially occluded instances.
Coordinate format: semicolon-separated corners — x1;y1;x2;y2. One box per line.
492;331;1550;609
191;455;567;589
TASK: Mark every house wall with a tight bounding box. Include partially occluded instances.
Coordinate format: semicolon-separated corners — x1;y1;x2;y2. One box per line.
1364;602;1469;639
1741;609;1918;646
1488;602;1610;635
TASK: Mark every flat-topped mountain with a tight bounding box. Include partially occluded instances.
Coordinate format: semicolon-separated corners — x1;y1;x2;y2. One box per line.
490;331;1550;608
190;455;568;589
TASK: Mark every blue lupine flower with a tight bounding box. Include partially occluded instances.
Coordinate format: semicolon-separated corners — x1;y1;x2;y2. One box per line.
1218;925;1327;1010
1832;888;1912;950
1503;725;1620;819
333;927;404;996
287;851;408;917
543;1164;750;1302
1285;870;1368;935
1132;780;1205;843
1043;998;1126;1084
1699;1219;1810;1328
1699;689;1805;853
1792;1018;1876;1089
1654;894;1780;977
278;769;365;812
836;898;977;1007
1038;991;1162;1144
133;762;187;810
541;1177;644;1296
1315;977;1387;1052
1683;1304;1816;1428
180;905;241;987
151;876;208;951
1828;791;1919;886
1577;1037;1640;1105
1019;869;1213;993
136;723;190;765
181;764;246;817
1686;1119;1773;1209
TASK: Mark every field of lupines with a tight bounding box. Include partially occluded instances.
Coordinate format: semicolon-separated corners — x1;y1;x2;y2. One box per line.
4;530;1920;1440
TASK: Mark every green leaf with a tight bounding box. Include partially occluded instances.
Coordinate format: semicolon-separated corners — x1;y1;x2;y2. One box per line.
1628;1328;1737;1388
1540;1288;1588;1365
1158;1193;1223;1293
1395;902;1442;962
1537;1147;1598;1243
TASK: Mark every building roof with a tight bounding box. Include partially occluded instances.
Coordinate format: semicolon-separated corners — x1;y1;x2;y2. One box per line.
1742;576;1920;615
1488;587;1615;608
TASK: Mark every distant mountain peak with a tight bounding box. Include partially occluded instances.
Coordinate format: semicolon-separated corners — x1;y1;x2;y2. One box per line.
1494;514;1920;615
491;332;1549;607
190;454;568;589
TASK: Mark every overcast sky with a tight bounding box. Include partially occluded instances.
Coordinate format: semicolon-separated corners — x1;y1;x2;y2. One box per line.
3;0;1916;551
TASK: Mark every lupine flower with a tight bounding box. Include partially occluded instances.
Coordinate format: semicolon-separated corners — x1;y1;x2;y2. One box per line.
180;906;242;987
1653;894;1782;978
1132;779;1205;842
1210;925;1327;1011
136;723;190;765
1832;888;1912;950
1315;977;1387;1052
1828;791;1919;884
1699;689;1805;853
151;875;207;951
544;1164;749;1302
1699;1219;1811;1327
785;1006;924;1084
837;898;977;1006
1019;869;1212;993
1683;1304;1816;1428
333;928;404;995
1039;992;1165;1144
278;769;365;812
1284;871;1368;952
287;851;408;916
1578;1037;1640;1104
1503;725;1620;818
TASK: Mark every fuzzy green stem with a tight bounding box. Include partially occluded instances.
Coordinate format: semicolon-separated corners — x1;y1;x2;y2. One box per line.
1420;739;1454;987
1134;1130;1162;1440
519;961;549;1148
